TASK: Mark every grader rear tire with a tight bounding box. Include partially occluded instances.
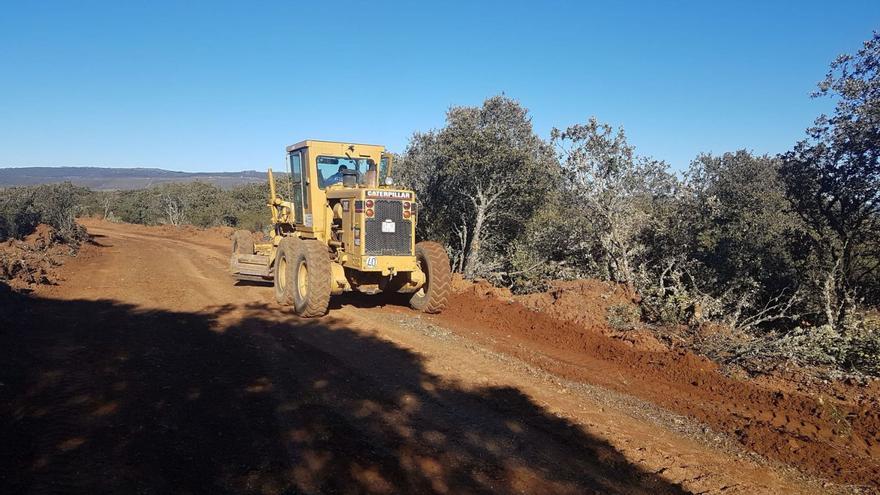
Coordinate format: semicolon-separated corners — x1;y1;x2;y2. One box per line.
232;230;255;255
410;241;451;313
291;240;332;318
273;237;297;306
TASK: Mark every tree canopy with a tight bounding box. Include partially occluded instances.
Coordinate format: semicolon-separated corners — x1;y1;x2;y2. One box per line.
399;95;557;278
781;32;880;328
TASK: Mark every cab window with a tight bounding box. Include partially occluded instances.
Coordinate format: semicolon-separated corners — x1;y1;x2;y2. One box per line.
316;156;375;189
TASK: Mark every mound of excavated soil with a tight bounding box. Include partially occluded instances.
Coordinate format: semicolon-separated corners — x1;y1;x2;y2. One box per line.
515;279;630;328
442;278;880;488
451;275;514;300
453;277;666;353
0;224;76;290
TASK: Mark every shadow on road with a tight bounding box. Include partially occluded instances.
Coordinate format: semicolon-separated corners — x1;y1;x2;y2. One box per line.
330;290;413;311
0;283;686;494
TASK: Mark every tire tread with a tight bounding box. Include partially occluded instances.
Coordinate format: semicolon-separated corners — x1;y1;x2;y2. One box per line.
273;237;297;306
411;241;451;313
295;240;332;317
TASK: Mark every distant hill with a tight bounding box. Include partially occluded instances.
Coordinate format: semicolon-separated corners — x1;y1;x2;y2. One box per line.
0;167;273;190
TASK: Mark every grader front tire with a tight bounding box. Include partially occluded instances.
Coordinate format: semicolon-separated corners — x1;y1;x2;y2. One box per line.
291;240;332;318
273;237;297;306
410;241;451;313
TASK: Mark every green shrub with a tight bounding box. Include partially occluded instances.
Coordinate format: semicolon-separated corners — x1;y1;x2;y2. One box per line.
0;183;88;244
607;303;641;331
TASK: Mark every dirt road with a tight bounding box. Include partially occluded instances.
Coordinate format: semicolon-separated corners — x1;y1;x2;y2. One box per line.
0;220;865;494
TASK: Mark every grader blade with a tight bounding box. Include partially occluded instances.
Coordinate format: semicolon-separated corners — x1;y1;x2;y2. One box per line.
230;253;272;281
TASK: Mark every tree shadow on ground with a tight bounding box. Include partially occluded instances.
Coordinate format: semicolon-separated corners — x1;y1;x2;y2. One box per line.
0;283;687;494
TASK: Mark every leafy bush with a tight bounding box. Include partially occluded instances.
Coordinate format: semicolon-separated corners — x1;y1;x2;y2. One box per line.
607;303;641;331
90;181;270;232
398;95;559;279
1;180;271;244
714;324;880;378
781;32;880;328
0;183;88;244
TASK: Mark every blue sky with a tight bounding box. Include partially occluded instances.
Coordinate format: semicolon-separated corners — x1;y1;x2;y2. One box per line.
1;1;878;172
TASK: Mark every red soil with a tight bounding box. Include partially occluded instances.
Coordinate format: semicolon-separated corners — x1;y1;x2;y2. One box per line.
438;281;880;489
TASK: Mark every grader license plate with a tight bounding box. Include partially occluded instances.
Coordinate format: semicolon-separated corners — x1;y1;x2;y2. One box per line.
381;220;396;233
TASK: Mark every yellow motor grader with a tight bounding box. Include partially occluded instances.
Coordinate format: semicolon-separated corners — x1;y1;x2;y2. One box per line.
230;140;451;317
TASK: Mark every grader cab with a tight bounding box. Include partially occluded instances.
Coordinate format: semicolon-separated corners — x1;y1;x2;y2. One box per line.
230;140;451;317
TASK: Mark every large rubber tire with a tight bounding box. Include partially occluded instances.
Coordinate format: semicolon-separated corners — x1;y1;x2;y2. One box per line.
410;241;451;313
290;240;332;317
232;230;255;255
273;237;298;306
